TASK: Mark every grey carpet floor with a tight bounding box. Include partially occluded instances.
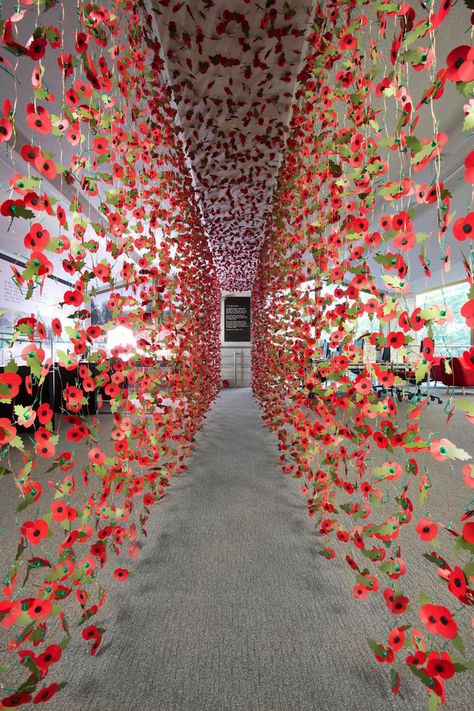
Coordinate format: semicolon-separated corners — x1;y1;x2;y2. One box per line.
2;388;473;710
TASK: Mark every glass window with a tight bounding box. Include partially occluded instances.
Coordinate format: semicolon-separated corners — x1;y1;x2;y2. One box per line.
415;281;471;356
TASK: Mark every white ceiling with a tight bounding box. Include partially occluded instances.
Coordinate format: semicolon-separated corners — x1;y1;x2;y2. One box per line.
149;0;313;291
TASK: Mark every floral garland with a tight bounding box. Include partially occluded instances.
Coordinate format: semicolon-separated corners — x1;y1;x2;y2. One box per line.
0;0;220;706
253;0;473;707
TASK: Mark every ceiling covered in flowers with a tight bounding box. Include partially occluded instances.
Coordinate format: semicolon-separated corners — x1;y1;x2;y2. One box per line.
150;0;313;290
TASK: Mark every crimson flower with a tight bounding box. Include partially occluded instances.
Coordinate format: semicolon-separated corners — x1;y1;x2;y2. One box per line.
461;521;474;544
425;651;455;680
383;588;409;615
1;693;32;707
36;644;62;670
82;624;103;656
416;518;438;541
21;519;49;546
419;604;458;638
388;627;405;651
464;151;474;184
33;683;60;704
26;103;52;134
0;371;22;400
446;45;474;83
386;331;405;349
24;223;50;251
114;568;129;582
453;212;474;241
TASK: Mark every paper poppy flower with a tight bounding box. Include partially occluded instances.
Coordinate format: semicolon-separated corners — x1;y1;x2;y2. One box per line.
26;103;52;134
384;588;409;615
421;337;434;361
1;693;32;707
461;521;474;544
34;154;57;179
419;604;458;638
464;151;474;184
88;447;106;465
33;683;60;704
24;223;50;251
453;212;474;241
446;45;474;83
388;627;405;651
460;299;474;328
20;143;40;164
21;519;49;546
425;651;455;680
393;231;416;251
386;332;405;349
416;518;438;541
0;599;22;630
0;371;22;400
373;644;395;664
28;598;52;620
82;624;103;656
51;501;69;522
448;566;467;600
0;116;12;143
36;644;62;669
114;568;129;582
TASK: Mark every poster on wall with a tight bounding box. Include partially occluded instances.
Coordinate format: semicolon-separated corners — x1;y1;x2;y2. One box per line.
224;296;251;342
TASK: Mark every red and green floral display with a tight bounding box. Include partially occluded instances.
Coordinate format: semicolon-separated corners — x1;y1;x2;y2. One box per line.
0;0;220;706
253;0;473;707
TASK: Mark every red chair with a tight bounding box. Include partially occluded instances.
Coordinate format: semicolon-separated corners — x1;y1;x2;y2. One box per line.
430;356;443;386
439;357;474;394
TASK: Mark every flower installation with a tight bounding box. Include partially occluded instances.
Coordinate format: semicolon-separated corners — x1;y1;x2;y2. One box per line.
253;0;473;708
0;0;220;706
0;0;471;709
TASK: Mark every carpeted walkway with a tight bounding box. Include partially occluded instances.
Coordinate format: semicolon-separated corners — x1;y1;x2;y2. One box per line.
41;388;469;711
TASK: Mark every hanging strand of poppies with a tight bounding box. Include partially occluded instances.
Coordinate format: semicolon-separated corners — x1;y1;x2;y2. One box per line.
0;0;220;706
253;0;473;706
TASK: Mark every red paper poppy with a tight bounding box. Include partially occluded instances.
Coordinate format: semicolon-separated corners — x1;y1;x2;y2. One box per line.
461;521;474;544
446;45;474;83
28;598;52;619
453;212;474;241
0;117;12;143
37;644;62;669
383;588;409;615
0;371;22;400
386;332;405;349
421;337;434;361
22;519;49;546
393;231;416;251
425;651;455;680
447;566;467;600
114;568;129;582
82;624;103;656
388;627;405;651
1;693;32;708
464;151;474;184
26;104;52;134
419;604;458;638
24;223;50;251
416;518;438;541
34;154;57;180
20;143;40;164
33;683;60;704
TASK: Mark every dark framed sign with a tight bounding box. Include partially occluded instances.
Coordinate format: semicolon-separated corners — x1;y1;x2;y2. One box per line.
224;296;251;342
